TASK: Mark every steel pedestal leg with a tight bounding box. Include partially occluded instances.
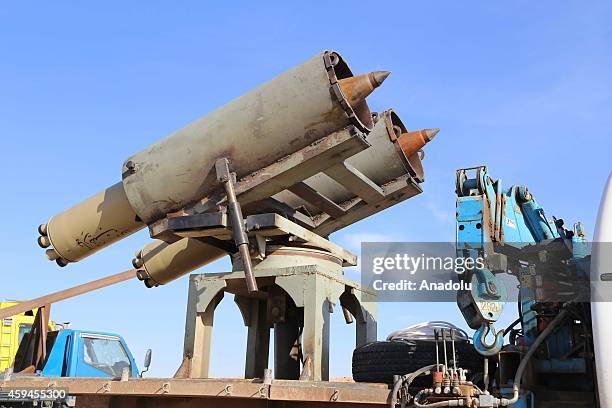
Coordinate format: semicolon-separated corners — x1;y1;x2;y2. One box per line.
274;304;301;380
236;296;271;379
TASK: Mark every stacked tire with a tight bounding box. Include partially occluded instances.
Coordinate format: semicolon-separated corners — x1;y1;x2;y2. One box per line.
352;340;485;386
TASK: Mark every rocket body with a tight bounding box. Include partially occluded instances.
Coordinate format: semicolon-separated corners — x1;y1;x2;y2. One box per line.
39;51;377;266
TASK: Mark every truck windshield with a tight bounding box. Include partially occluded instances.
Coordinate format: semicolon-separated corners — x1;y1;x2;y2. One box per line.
82;335;131;377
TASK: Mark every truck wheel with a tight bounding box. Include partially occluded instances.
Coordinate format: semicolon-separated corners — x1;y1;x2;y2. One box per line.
352;340;485;385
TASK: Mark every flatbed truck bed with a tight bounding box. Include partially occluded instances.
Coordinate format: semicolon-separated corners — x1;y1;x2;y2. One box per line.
1;377;391;407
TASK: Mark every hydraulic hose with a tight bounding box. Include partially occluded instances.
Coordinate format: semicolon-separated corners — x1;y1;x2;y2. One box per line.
503;317;522;337
413;390;465;407
390;364;442;408
502;306;570;406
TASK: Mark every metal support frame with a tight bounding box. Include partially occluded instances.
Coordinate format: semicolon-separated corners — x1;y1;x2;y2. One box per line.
139;123;419;383
155;211;357;267
180;264;376;382
148;126;370;240
148;124;422;243
156;204;369;382
234;295;270;379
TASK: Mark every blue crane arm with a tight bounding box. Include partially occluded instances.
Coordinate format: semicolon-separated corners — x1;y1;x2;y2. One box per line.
455;166;587;356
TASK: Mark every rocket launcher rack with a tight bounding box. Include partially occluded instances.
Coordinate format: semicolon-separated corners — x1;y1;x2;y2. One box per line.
155;212;357;267
147;124;423;257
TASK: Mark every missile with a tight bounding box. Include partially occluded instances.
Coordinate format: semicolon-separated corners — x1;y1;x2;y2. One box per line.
273;109;438;222
121;52;383;224
398;128;439;159
133;238;227;287
337;71;391;107
39;50;388;266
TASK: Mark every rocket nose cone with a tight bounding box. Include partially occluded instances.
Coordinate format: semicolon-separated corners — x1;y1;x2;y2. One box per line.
425;128;440;141
369;71;391;88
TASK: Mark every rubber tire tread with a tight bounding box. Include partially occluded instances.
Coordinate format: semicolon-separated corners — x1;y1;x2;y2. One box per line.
352;340;484;385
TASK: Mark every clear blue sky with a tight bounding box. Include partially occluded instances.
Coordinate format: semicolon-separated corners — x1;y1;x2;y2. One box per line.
1;1;610;377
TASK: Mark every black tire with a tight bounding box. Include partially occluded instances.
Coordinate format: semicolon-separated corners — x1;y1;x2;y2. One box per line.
352;340;485;385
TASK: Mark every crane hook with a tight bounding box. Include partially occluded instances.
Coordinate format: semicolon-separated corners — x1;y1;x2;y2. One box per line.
473;323;504;356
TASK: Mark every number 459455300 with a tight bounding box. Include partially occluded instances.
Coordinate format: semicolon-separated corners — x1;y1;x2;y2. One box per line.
4;388;67;401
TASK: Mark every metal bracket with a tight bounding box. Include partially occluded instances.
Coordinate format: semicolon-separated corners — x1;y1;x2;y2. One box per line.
216;158;258;293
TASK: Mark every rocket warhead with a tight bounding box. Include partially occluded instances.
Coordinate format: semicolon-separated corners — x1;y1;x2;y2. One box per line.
338;70;391;107
398;128;440;159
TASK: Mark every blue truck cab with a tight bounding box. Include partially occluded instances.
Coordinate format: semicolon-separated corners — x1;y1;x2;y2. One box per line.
40;329;140;378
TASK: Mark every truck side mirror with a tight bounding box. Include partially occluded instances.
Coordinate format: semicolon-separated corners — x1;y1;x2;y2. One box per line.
140;349;152;377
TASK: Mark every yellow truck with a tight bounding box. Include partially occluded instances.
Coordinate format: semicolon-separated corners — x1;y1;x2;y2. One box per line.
0;301;54;372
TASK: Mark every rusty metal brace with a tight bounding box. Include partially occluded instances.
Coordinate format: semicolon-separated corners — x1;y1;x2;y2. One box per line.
215;158;258;293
